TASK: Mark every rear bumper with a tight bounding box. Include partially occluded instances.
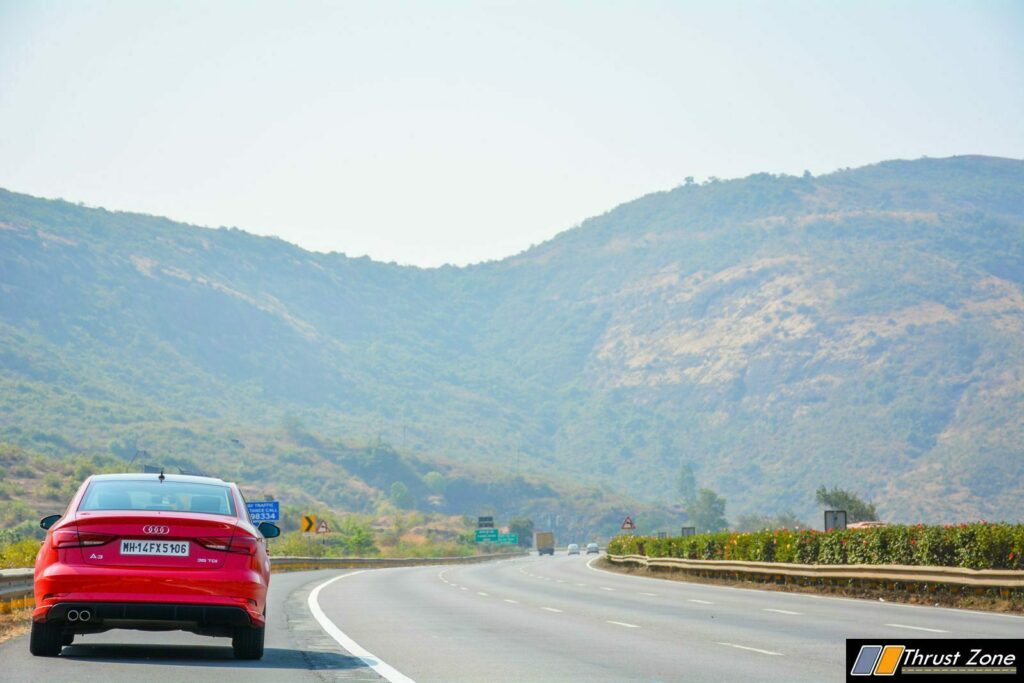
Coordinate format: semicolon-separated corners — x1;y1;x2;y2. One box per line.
33;562;267;626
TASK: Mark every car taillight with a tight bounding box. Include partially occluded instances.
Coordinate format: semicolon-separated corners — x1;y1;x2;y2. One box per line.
52;530;114;548
229;537;259;555
196;537;232;551
197;536;258;554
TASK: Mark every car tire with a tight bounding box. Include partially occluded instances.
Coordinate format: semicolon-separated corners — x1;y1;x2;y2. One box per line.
29;620;64;657
62;634;75;646
232;625;265;660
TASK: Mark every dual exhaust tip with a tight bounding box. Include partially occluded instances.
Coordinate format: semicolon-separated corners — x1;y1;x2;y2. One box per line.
66;609;91;622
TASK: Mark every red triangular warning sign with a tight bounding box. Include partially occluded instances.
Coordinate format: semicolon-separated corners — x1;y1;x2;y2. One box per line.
316;520;330;534
621;516;636;530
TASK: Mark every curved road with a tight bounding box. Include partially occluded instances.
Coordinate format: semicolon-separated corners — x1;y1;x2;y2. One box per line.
2;555;1021;682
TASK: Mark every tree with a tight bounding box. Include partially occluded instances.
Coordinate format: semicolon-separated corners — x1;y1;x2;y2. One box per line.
508;516;534;548
687;488;728;532
734;510;808;532
423;471;447;495
389;481;413;508
815;486;878;523
676;461;697;503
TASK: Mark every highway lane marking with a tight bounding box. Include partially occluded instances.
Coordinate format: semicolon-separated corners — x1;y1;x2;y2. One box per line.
460;586;468;591
576;583;587;587
688;599;714;604
717;642;783;657
308;571;416;683
541;607;564;613
639;592;657;596
762;608;801;615
503;599;519;604
607;620;640;628
886;623;950;633
477;592;489;596
556;579;565;583
600;586;615;591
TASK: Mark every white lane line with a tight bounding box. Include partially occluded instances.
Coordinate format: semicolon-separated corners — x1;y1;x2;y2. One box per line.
639;592;658;597
607;620;640;628
688;599;714;605
886;623;949;633
575;583;587;587
717;642;783;657
460;587;468;591
762;608;801;615
308;571;416;683
556;579;565;583
503;599;519;604
541;607;563;613
600;586;615;591
477;592;489;597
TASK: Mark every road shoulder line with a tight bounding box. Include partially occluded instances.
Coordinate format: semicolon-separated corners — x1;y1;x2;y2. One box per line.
308;570;416;683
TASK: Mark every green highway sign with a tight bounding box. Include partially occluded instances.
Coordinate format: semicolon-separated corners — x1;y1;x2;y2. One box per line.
474;528;499;542
497;533;518;545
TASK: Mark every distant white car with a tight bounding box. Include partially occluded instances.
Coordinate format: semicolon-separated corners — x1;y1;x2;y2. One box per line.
586;542;599;554
567;543;580;555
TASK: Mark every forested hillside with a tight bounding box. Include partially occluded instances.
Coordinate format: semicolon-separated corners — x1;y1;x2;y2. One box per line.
1;155;1022;523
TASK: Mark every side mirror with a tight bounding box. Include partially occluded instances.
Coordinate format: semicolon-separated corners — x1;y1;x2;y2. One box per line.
257;522;280;539
40;514;61;530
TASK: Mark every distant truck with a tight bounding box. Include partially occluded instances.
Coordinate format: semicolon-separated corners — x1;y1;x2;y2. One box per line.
535;531;555;556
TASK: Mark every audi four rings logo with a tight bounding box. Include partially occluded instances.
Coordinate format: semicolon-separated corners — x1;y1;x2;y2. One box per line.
143;525;170;535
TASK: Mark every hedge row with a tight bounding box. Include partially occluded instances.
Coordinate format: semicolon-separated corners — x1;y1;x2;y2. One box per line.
606;523;1024;570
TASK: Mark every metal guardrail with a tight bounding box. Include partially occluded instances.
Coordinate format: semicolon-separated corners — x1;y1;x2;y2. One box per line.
606;554;1024;590
0;568;35;614
0;551;525;614
268;551;525;572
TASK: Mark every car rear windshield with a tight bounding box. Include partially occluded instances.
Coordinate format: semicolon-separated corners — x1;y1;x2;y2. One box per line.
79;480;236;516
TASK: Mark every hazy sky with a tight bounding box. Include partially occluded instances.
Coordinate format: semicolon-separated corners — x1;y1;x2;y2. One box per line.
1;1;1021;266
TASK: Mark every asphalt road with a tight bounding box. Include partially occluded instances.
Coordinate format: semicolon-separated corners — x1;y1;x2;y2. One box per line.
2;555;1021;682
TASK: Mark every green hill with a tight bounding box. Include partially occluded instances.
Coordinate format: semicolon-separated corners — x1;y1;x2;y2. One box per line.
1;155;1022;524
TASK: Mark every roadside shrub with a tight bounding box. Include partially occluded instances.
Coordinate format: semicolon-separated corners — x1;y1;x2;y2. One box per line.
606;522;1024;569
0;537;41;568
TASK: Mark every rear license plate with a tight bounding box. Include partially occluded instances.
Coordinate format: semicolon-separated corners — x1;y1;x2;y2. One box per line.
120;539;190;557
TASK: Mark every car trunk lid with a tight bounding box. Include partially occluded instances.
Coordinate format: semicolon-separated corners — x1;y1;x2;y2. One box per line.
73;511;240;570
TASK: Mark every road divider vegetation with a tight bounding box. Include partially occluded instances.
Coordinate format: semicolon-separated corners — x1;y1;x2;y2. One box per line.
608;522;1024;570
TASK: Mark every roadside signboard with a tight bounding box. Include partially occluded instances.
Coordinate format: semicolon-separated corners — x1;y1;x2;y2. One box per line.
825;510;847;531
302;515;317;533
477;516;494;528
497;533;518;545
316;520;330;534
246;501;280;522
681;526;696;537
621;516;636;531
475;528;499;542
657;531;667;539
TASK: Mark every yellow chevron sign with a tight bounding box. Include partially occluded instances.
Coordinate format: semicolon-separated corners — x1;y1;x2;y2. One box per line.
302;515;316;533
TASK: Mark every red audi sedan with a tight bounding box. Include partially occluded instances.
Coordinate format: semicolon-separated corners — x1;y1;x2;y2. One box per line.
31;473;279;659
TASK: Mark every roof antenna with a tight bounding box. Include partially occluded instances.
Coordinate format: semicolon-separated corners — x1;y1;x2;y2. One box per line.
158;468;165;483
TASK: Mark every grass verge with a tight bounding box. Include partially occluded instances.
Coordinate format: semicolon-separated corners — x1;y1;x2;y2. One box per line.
0;608;31;644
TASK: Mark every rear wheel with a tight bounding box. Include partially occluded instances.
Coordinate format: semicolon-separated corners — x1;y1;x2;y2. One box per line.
232;625;265;660
29;620;64;656
62;634;75;646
